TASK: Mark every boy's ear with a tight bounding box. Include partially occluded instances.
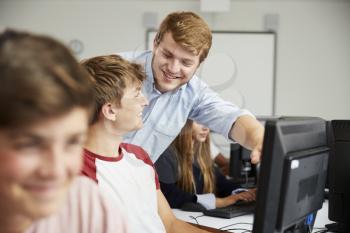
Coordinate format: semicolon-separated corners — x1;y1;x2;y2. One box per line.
153;35;159;51
101;103;117;121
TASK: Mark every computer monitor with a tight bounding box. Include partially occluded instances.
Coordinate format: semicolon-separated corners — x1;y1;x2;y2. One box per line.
229;144;256;188
228;117;275;187
326;120;350;232
252;117;329;233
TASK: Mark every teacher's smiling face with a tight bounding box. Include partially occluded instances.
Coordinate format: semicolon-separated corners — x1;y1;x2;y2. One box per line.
152;32;200;93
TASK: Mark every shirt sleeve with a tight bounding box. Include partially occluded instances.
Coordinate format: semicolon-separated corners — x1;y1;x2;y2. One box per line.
196;193;216;210
210;140;220;160
121;143;160;189
83;177;130;233
159;182;197;209
189;78;254;141
155;148;197;208
214;166;241;197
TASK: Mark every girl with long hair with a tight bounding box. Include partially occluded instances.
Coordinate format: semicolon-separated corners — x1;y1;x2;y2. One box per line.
155;119;255;210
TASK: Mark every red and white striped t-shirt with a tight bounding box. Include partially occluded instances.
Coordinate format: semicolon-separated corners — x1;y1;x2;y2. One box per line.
82;143;166;233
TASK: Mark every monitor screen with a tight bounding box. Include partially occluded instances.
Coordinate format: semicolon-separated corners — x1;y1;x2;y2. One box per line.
252;117;329;233
326;120;350;232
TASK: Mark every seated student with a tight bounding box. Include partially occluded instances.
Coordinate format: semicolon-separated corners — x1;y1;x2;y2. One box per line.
81;54;210;233
155;120;256;210
0;30;128;233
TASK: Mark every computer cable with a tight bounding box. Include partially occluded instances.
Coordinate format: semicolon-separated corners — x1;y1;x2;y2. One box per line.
224;228;251;233
218;222;252;231
188;214;205;225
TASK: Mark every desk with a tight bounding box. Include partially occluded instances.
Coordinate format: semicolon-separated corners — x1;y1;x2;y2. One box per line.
173;200;333;232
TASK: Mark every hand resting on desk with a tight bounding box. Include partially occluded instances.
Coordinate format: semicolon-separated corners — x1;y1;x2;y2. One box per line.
216;188;256;208
180;189;256;213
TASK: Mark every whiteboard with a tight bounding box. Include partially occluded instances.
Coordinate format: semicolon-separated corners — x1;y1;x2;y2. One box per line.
146;31;276;116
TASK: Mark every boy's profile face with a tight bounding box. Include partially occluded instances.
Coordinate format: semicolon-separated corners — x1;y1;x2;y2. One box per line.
152;32;200;93
0;108;88;220
113;83;148;134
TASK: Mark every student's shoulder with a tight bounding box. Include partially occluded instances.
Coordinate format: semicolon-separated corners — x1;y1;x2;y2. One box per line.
158;146;177;163
155;147;179;178
68;177;124;215
57;176;128;232
69;176;100;197
186;74;209;94
120;143;153;165
24;177;106;233
120;142;148;155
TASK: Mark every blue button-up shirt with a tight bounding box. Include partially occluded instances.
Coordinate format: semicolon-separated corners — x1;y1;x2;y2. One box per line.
120;51;253;162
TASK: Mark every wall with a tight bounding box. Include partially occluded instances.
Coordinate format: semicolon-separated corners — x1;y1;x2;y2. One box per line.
1;0;349;120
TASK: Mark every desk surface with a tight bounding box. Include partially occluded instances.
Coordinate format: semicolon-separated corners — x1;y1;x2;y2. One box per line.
173;200;333;232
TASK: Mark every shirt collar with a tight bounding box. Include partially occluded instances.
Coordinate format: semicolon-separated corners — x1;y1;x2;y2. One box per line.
145;52;154;85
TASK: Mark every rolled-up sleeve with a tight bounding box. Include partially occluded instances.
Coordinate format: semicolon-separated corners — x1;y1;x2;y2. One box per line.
189;79;254;141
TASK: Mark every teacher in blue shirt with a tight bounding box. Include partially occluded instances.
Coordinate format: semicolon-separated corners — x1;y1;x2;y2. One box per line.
121;11;264;164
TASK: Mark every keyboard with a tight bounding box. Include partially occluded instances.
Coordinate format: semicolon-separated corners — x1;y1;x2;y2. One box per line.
203;201;255;219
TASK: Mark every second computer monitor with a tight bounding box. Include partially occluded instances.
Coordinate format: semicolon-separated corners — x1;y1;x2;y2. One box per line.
229;144;256;187
326;120;350;232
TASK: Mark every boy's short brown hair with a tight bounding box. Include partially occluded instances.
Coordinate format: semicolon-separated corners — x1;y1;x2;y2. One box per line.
81;54;146;124
154;11;212;63
0;29;94;129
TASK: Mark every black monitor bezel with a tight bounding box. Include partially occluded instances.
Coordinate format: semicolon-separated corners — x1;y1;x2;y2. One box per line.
327;120;350;231
252;117;329;233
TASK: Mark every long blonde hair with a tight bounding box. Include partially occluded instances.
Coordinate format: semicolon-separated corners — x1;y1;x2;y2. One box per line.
171;120;215;194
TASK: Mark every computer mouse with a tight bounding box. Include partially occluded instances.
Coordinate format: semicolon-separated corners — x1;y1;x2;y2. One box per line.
180;202;207;212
